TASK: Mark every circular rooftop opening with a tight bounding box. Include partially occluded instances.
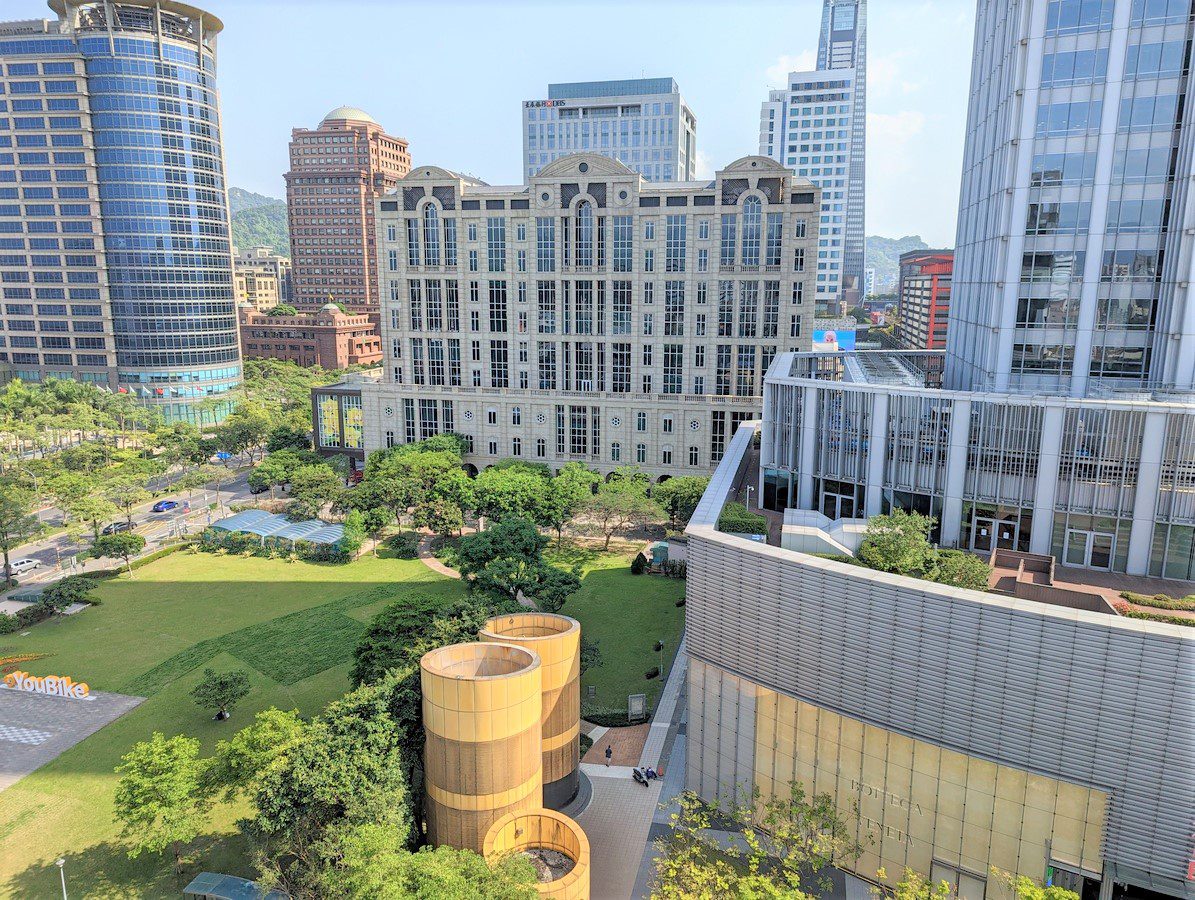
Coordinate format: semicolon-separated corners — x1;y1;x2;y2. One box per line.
421;642;538;679
481;613;579;642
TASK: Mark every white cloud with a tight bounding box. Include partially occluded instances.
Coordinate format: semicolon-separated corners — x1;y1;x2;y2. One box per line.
765;51;817;87
866;110;927;177
694;150;715;180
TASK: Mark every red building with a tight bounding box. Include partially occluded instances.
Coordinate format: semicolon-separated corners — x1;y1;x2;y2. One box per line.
239;303;382;370
896;250;953;351
285;107;410;313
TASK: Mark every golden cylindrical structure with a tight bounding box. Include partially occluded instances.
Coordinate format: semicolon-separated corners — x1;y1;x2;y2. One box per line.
480;613;581;808
421;641;543;852
483;809;591;900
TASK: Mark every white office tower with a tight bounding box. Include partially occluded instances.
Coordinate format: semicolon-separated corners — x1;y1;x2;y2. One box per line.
948;0;1195;396
522;79;697;182
760;0;866;314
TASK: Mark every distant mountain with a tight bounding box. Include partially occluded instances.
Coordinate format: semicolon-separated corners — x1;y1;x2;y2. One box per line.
865;235;934;295
228;186;283;216
229;187;289;256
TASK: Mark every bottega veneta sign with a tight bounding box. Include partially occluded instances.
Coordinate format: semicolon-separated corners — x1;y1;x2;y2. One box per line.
3;670;90;699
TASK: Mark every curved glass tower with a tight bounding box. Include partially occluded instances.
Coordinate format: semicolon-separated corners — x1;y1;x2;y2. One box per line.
0;0;240;422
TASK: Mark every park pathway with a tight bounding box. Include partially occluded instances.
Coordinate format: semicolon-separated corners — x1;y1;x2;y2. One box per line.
416;534;538;608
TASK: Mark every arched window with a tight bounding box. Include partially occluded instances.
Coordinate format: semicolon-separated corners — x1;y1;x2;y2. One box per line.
512;406;522;425
662;445;673;465
536;437;546;458
688;446;699;466
741;196;761;267
575;201;594;267
512;436;522;456
423;203;441;265
611;441;621;462
636;443;647;464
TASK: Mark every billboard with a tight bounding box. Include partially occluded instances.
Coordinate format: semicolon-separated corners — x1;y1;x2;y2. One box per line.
812;328;856;352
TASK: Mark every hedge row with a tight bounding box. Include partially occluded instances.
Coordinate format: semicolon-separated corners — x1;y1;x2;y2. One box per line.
716;501;769;536
198;528;356;563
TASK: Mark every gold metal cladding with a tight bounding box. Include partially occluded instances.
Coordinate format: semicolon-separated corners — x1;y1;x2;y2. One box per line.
421;642;544;852
479;614;581;787
483;808;592;900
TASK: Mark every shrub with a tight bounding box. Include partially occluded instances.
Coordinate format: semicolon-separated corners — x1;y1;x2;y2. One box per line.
812;552;865;566
930;548;993;592
1113;601;1194;628
384;532;420;559
0;613;17;634
630;554;647;575
716;501;768;536
644;666;660;680
675;598;686;607
661;559;687;579
654;640;664;652
1119;590;1195;612
15;605;50;628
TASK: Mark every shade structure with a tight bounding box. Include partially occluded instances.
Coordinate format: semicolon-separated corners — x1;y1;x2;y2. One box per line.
483;809;591;900
420;642;543;852
479;613;581;808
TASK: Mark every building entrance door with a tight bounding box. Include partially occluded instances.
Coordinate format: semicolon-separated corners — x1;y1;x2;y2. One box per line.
1064;528;1115;570
971;517;1019;553
821;491;855;521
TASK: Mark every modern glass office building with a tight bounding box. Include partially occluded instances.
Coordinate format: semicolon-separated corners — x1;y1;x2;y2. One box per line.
522;78;697;182
0;0;240;422
760;0;867;314
948;0;1194;396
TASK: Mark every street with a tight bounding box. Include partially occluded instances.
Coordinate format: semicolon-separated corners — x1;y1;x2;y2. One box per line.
6;468;259;588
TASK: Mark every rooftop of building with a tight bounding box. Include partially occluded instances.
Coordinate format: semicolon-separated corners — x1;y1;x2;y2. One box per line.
321;105;376;125
773;351;1195;409
547;78;680;100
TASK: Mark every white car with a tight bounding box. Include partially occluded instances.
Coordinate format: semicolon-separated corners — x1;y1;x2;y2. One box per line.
7;558;41;576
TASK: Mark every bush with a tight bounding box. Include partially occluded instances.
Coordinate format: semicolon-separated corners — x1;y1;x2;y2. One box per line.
716;501;768;536
1119;590;1195;612
930;549;992;592
630;554;647;575
15;604;51;628
675;598;686;607
384;532;421;559
654;640;664;652
0;613;17;634
644;666;660;680
661;559;687;579
812;552;865;566
1113;601;1195;627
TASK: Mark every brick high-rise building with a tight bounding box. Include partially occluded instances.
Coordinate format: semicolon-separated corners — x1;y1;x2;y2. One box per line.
285;107;410;312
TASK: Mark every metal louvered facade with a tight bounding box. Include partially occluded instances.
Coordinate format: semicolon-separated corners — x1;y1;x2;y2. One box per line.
687;420;1195;900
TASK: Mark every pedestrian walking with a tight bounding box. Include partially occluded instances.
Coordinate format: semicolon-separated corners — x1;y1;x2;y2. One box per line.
604;744;613;767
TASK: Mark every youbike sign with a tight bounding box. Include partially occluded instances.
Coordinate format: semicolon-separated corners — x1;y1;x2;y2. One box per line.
3;670;90;699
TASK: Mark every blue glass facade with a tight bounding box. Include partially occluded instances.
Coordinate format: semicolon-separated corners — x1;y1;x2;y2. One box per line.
0;2;240;422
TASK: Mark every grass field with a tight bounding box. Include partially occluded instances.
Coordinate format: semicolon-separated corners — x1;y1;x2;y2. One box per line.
547;543;686;723
0;538;683;897
0;548;466;899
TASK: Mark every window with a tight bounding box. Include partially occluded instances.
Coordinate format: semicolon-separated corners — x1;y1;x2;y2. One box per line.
613;215;633;272
664;281;685;336
488;440;498;455
665;214;686;272
487;217;506;271
636;443;647;463
698;219;710;240
793;248;805;272
406;219;419;266
741;197;762;267
612;281;632;334
662;447;673;465
512;406;522;425
467;222;477;241
512;436;522;456
643;313;654;336
637;411;648;432
643;248;654;272
720;214;736;267
1045;0;1114;34
688;446;699;466
489;340;509;387
765;213;783;266
469;249;478;272
575;201;595;267
611;441;621;462
663;415;674;433
536;217;555;272
487;408;498;425
423;204;441;265
644;219;655;240
536;438;546;458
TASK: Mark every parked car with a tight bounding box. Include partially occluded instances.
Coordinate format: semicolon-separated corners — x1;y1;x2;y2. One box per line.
151;500;178;513
249;482;269;495
101;521;133;535
8;558;40;576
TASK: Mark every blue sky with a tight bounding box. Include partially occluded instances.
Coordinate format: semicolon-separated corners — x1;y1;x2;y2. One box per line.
208;0;975;246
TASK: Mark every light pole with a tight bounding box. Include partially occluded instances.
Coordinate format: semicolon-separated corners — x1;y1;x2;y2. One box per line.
56;857;66;900
746;484;755;510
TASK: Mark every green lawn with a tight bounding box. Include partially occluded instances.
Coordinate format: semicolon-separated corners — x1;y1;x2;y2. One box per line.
0;540;683;897
0;549;466;899
547;543;686;724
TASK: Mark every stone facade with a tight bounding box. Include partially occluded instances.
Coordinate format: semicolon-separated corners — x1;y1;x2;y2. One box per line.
239;303;381;370
233;246;291;309
357;153;819;478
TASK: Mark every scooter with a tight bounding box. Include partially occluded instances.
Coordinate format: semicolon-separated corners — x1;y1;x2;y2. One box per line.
632;767;649;787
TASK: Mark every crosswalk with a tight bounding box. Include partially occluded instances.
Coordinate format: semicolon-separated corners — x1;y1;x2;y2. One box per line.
0;724;52;746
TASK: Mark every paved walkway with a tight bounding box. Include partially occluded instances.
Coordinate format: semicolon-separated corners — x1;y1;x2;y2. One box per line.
0;687;143;792
575;765;664;900
582;723;649;767
416;534;461;580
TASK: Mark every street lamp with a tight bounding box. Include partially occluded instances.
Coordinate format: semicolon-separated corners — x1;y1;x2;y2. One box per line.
746;484;755;510
55;857;66;900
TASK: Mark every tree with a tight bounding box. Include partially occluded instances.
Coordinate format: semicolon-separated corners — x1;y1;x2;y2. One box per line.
266;419;312;453
473;466;550;524
541;463;600;544
992;870;1080;900
217;402;271;463
66;493;119;541
104;475;152;526
47;471;94;523
651;783;863;900
929;548;992;591
413;498;464;539
191;667;252;720
581;487;666;550
856;509;935;577
39;574;96;616
878;869;954;900
266;303;299;317
113;732;210;874
329;824;537;900
92;531;146;574
653;476;711;526
0;482;38;586
249;455;288;499
204;708;306;802
350;594;445;688
605;465;651;497
288;464;343;516
455;517;580;610
579;635;602;676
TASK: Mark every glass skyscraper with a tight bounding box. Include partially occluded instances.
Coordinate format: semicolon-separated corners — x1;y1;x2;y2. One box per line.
760;0;867;314
0;0;240;422
948;0;1194;396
